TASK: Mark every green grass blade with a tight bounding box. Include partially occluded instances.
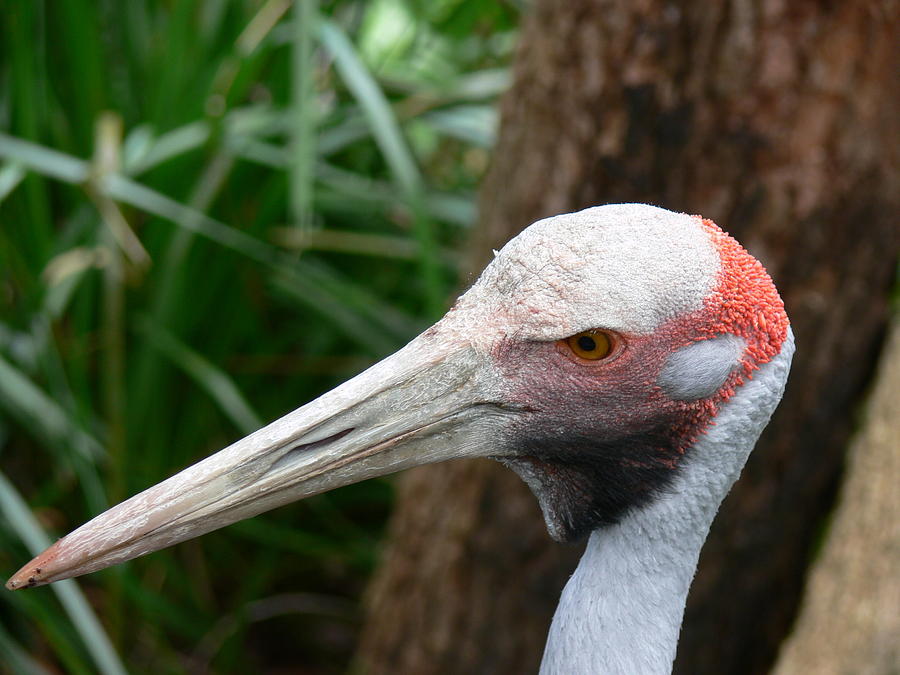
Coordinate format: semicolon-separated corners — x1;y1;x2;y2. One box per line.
290;0;317;232
0;134;418;344
0;162;26;204
101;174;417;342
124;120;211;175
1;588;94;675
315;162;475;227
0;349;107;513
0;621;56;675
0;353;103;461
272;226;460;267
422;105;497;147
103;173;274;263
317;19;422;196
316;113;371;156
269;268;397;355
0;472;127;675
3;1;53;268
135;316;263;435
0;1;508;670
317;18;444;316
228;135;290;168
125;151;235;439
0;132;89;183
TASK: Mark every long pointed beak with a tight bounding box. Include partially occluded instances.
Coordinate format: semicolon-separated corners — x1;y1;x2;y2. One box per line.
8;331;510;589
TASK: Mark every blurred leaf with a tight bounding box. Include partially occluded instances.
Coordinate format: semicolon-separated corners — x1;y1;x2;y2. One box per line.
0;2;514;670
1;589;94;675
0;162;26;204
136;317;263;435
317;17;423;196
124;121;212;176
319;17;444;314
0;472;127;675
272;226;459;266
0;622;55;675
422;104;497;147
0;132;89;183
0;353;103;462
289;0;318;231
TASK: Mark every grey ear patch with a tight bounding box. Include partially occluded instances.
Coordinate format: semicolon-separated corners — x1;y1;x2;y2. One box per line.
657;334;746;401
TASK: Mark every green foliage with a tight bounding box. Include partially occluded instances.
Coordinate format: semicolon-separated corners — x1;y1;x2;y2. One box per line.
0;0;518;671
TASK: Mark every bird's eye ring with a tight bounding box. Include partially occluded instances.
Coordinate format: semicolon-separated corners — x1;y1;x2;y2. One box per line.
563;330;615;361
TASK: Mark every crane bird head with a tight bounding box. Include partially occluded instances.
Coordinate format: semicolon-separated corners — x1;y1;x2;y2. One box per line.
8;203;790;589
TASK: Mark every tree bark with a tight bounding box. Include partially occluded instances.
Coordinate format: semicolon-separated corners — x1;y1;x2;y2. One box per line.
773;321;900;675
357;1;899;673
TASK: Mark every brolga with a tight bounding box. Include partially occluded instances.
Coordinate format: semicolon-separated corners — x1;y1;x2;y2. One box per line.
9;204;793;674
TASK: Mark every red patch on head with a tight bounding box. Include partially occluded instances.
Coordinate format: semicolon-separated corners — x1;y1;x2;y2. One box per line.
694;217;789;366
657;217;790;452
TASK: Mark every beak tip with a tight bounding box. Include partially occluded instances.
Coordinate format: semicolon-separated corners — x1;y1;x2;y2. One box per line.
7;541;64;590
6;568;40;591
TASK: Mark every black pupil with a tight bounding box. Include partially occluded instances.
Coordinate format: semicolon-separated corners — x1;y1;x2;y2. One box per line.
577;335;597;352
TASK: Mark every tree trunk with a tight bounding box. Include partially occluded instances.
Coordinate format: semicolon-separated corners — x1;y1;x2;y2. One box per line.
772;321;900;675
357;2;899;673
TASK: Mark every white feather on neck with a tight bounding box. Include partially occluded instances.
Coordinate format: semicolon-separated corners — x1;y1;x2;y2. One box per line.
540;330;794;675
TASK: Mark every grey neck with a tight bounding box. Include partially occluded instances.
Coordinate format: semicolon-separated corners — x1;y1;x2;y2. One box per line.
539;331;794;675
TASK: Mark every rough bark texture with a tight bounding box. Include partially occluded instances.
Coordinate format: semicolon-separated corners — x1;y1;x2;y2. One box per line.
773;321;900;675
357;1;899;673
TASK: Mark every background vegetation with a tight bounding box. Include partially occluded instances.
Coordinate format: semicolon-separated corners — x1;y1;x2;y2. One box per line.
0;1;519;672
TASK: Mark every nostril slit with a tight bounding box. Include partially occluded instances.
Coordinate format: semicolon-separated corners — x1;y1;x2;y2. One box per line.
265;427;356;476
286;427;355;455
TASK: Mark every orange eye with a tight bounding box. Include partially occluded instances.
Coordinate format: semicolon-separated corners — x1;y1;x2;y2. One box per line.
565;330;613;361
